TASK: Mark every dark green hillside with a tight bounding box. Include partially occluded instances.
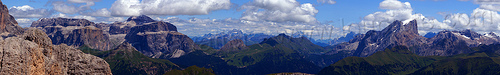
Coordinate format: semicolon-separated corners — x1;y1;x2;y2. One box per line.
411;57;500;75
318;46;436;75
259;34;327;54
319;44;500;75
80;43;181;75
164;65;215;75
170;34;323;75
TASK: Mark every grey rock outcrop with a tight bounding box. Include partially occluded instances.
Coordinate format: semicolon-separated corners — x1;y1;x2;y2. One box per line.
31;18;113;51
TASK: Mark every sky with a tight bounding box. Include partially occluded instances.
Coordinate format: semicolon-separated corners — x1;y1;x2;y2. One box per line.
3;0;500;40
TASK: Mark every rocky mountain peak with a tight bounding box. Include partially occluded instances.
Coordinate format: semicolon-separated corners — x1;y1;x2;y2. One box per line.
113;42;136;51
381;20;418;35
0;0;23;35
127;15;156;25
277;33;291;38
220;39;248;52
228;29;244;34
31;18;95;27
458;29;481;39
487;32;498;37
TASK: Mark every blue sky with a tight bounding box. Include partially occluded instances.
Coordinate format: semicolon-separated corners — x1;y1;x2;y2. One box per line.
3;0;499;39
2;0;478;26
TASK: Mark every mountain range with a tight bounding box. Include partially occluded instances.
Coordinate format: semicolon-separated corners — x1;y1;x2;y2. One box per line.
191;29;273;49
3;0;500;73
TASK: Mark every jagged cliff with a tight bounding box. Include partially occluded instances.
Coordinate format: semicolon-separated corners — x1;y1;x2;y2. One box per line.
0;1;23;35
123;15;196;58
31;18;113;51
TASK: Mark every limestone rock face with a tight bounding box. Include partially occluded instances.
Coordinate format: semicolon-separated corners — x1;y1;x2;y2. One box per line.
124;15;195;58
31;18;113;51
125;30;196;58
0;1;23;35
328;20;427;57
0;28;112;75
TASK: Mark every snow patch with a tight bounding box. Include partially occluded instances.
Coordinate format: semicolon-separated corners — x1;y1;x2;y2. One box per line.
452;32;470;39
485;33;494;38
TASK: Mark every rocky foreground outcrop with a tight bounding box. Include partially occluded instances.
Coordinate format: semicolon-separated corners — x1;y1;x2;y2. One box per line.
31;18;113;51
0;1;112;74
0;28;112;75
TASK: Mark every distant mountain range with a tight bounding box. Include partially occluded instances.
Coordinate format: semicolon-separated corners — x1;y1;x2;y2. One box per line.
324;20;500;57
191;29;273;49
191;29;361;48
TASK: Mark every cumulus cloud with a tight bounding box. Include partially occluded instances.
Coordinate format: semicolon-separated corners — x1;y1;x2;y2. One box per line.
479;4;500;11
83;8;112;17
240;0;319;23
52;13;96;21
159;17;337;39
110;0;141;16
51;1;81;14
345;0;453;35
15;18;34;27
50;0;100;14
379;0;411;10
110;0;231;16
9;5;54;18
317;0;336;4
67;0;100;3
446;8;500;33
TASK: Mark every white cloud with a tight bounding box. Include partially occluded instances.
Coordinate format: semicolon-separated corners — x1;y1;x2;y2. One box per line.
162;17;337;39
345;0;453;35
110;0;141;16
474;0;500;4
15;18;34;27
240;0;319;23
51;0;99;14
317;0;336;4
9;5;54;18
110;0;231;16
51;1;80;14
68;0;100;3
379;0;411;10
479;4;500;11
84;8;112;17
107;17;125;22
51;13;96;21
454;8;500;33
